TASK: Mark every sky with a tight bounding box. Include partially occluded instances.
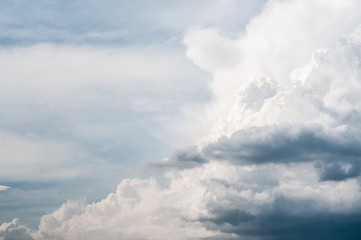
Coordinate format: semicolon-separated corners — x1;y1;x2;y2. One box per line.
1;0;361;239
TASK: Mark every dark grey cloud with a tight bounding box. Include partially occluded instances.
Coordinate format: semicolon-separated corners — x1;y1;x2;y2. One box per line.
203;125;361;164
318;161;361;181
148;145;208;170
202;125;361;181
152;124;361;181
200;197;361;240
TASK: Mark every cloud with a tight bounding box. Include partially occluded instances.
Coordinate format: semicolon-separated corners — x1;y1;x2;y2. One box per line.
183;0;361;138
149;145;208;170
4;161;361;239
3;0;361;239
0;186;10;191
203;124;361;181
154;123;361;182
318;161;361;181
33;178;220;240
202;211;361;239
0;218;34;240
183;28;241;74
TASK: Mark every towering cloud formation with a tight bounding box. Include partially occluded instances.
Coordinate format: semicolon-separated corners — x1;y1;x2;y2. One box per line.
2;0;361;239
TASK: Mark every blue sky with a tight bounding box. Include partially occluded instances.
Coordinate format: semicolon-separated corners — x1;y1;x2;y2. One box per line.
0;0;265;45
2;1;361;239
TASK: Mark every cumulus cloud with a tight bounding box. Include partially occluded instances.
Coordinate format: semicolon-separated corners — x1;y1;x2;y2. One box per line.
4;161;361;239
183;0;361;138
3;0;361;239
0;218;34;240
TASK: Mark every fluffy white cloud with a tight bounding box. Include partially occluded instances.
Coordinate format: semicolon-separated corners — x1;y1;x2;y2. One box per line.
205;25;361;142
31;178;220;240
183;0;361;139
5;161;360;239
0;218;34;240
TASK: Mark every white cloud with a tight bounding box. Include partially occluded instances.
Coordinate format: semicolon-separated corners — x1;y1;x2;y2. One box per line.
0;218;34;240
203;24;361;143
6;161;361;239
183;0;361;140
34;178;220;240
183;28;241;74
0;185;10;191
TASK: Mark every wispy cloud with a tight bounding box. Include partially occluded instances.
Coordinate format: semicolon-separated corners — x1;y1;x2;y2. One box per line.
0;185;10;191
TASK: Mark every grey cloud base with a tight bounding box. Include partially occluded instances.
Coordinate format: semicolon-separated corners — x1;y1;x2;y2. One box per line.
202;210;361;240
149;145;208;170
153;124;361;182
203;124;361;181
